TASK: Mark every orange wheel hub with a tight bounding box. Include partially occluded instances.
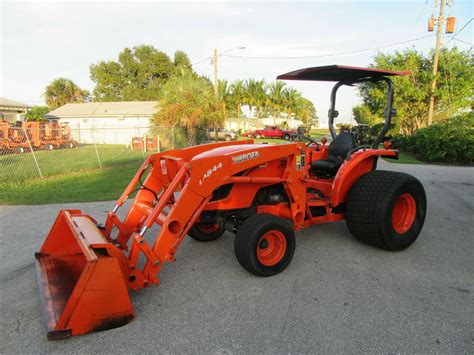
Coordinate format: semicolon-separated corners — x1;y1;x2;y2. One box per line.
392;193;416;234
257;230;286;266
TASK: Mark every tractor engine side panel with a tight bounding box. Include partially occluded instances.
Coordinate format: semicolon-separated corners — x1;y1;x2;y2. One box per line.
205;159;288;211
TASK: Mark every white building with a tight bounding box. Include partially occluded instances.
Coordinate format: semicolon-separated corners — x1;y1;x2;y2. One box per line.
46;101;159;144
0;97;31;122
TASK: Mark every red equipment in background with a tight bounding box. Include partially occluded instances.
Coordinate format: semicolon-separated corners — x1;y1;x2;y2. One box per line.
131;136;160;152
0;121;76;153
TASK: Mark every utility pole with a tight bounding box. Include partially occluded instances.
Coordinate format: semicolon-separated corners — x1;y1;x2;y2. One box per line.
212;46;246;97
427;0;446;126
213;49;218;96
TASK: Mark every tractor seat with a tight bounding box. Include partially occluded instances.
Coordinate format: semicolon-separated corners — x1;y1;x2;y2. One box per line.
311;131;356;175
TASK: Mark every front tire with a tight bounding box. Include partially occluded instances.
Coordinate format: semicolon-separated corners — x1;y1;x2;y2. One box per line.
234;214;296;276
284;134;290;140
346;170;426;251
188;221;225;242
254;134;262;139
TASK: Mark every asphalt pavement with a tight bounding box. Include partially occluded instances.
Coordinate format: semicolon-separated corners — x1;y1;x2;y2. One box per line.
1;160;473;353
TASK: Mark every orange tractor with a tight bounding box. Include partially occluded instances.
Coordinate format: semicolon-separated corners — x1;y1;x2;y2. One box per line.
35;66;427;339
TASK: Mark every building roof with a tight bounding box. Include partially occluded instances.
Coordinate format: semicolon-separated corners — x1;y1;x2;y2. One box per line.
0;97;32;109
46;101;159;118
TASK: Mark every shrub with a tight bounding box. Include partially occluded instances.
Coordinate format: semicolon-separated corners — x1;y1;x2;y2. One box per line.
392;134;416;151
394;112;473;164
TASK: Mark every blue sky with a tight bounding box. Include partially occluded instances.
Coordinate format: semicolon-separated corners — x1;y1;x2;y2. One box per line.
1;1;473;126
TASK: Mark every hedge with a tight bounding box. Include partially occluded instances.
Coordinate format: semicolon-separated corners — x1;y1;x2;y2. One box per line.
393;112;474;164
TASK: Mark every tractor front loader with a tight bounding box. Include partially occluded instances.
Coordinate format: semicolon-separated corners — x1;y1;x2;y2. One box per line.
35;65;427;339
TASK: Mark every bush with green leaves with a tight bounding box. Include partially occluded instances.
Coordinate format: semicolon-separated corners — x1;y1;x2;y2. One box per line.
393;112;473;164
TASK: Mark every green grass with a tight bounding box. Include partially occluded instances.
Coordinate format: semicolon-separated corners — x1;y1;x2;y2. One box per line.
384;151;423;164
0;144;149;182
0;162;142;205
310;128;330;138
0;144;152;205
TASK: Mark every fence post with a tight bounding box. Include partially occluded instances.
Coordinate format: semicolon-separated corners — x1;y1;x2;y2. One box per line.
23;127;43;179
91;129;102;168
93;144;102;168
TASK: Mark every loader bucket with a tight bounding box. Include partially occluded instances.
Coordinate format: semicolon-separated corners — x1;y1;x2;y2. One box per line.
35;210;134;339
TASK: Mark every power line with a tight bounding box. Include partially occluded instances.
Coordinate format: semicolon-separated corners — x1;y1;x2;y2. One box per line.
451;38;472;46
443;17;473;46
415;0;430;24
221;35;435;60
192;56;212;67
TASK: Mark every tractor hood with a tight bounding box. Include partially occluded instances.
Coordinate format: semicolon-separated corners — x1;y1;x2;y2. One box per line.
192;143;289;160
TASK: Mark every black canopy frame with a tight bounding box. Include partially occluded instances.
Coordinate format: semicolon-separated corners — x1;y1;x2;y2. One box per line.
277;65;409;148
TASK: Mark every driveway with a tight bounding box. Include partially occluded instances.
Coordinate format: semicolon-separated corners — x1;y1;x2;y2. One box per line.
1;161;473;353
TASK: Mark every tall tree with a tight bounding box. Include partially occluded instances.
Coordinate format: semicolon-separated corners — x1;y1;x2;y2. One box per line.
44;78;89;109
252;80;267;118
90;45;194;101
173;50;192;71
229;80;245;118
359;47;473;135
282;87;302;122
244;79;259;117
218;79;232;119
352;104;381;126
152;70;223;145
295;98;318;128
267;81;286;123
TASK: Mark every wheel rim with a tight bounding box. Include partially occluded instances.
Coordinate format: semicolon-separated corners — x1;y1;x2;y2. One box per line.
196;222;221;234
257;230;286;266
392;193;416;234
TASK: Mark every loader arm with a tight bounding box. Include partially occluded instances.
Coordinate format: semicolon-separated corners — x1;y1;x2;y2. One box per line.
106;140;307;290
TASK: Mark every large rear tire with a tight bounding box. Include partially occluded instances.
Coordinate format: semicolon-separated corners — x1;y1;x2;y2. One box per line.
234;214;295;276
188;221;225;242
346;170;426;251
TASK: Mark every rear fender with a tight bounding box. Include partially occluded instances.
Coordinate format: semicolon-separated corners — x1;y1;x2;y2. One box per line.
331;149;398;206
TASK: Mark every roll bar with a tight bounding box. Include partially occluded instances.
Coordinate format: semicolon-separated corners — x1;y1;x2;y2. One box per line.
327;77;396;149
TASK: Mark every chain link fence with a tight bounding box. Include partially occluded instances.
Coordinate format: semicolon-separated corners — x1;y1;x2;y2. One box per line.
0;124;210;183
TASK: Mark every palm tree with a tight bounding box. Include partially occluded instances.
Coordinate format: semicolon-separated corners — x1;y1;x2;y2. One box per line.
282;87;302;127
267;81;286;123
253;80;267;118
244;79;259;117
230;79;245;126
44;78;89;109
218;79;232;118
153;70;222;145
